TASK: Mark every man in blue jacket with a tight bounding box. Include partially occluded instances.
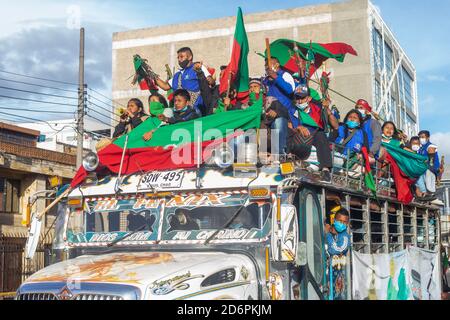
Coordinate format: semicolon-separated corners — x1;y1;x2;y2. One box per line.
416;130;440;201
263;57;296;156
156;47;210;116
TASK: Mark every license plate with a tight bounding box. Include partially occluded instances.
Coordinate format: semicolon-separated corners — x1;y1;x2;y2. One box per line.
138;170;185;190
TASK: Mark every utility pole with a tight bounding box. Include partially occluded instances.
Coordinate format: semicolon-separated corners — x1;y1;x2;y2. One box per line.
76;27;85;168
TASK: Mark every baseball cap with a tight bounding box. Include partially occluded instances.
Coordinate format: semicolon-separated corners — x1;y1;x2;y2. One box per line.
294;85;310;99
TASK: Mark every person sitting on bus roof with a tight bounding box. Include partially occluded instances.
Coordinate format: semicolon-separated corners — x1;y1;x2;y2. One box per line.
415;130;440;201
335;110;368;155
157;89;200;125
113;98;149;138
142;95;174;141
293;85;339;181
381;121;404;148
325;207;350;256
355;99;382;158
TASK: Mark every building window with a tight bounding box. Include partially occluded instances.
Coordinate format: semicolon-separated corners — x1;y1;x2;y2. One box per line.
384;43;394;78
389;97;397;123
372;27;384;73
402;67;414;111
0;178;21;213
406;113;416;137
374;79;381;108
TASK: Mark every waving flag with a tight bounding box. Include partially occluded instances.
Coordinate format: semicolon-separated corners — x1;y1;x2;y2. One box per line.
266;39;357;76
70;94;262;188
219;7;250;101
382;142;428;204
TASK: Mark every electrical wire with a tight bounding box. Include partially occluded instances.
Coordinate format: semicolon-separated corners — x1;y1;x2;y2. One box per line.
86;103;119;123
84;112;114;128
0;69;78;86
0;110;73;129
0;77;79;94
87;98;122;118
88;87;127;108
0;94;78;107
0;106;75;114
0;85;78;100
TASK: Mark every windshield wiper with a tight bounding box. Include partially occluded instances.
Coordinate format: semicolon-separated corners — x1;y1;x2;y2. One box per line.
107;223;148;247
204;205;245;245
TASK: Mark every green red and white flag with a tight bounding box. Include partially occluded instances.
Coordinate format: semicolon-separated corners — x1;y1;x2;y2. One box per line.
219;7;250;102
266;39;357;76
133;55;159;92
361;146;377;198
381;142;428;204
70;94;262;188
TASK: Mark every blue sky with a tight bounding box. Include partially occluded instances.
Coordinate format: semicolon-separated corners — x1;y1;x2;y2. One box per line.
0;0;449;156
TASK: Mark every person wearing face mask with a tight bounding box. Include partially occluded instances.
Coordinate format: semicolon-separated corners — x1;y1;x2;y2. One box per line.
154;47;210;116
142;95;174;141
407;136;421;153
355;99;382;158
335;110;368;156
293;85;339;181
157;89;199;125
415;130;440;201
325;206;351;300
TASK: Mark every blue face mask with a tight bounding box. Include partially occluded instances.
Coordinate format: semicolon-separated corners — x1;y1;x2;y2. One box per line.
334;221;347;233
176;106;188;113
346;120;359;129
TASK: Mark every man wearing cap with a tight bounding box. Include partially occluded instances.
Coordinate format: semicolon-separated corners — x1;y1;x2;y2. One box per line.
293;85;339;181
155;47;210;116
355;99;382;158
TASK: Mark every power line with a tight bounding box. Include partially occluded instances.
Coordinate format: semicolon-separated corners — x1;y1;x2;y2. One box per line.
0;69;78;86
88;87;127;108
86;105;119;123
88;94;122;114
0;94;78;107
0;85;79;100
87;98;121;117
0;106;75;114
0;77;79;94
0;110;73;129
85;112;114;128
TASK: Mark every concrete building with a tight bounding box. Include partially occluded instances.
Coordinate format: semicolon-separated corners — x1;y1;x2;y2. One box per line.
111;0;419;137
0;122;78;293
18;119;111;155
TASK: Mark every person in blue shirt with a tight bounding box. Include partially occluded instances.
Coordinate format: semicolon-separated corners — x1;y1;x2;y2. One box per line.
326;207;351;256
335;109;368;156
355;99;382;159
155;47;210;116
263;57;296;156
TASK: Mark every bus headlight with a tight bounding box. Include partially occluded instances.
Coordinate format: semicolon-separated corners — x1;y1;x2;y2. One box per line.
82;152;99;172
213;143;234;169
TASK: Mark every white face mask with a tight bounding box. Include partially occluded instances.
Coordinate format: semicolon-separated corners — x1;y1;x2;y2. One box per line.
412;145;420;152
358;109;366;118
296;102;309;110
420;138;428;146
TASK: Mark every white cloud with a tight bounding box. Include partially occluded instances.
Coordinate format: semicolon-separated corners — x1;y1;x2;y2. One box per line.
431;132;450;160
424;75;447;82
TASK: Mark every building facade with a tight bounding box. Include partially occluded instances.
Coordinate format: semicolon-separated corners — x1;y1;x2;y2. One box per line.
0;122;76;293
18;119;111;154
111;0;419;136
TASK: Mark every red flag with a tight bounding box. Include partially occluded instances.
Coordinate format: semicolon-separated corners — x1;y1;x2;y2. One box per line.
384;152;416;204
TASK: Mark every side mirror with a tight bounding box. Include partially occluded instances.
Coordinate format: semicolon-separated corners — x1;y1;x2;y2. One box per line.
271;204;298;262
25;214;42;260
295;242;307;267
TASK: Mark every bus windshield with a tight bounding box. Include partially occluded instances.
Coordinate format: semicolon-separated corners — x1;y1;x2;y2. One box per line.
66;192;272;246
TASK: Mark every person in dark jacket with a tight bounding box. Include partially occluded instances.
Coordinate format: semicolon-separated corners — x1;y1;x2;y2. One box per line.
158;89;200;124
113;98;149;138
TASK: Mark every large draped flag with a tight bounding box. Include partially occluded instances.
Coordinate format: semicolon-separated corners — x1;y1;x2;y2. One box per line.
219;7;250;102
266;39;358;76
382;142;428;204
70;94;263;189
